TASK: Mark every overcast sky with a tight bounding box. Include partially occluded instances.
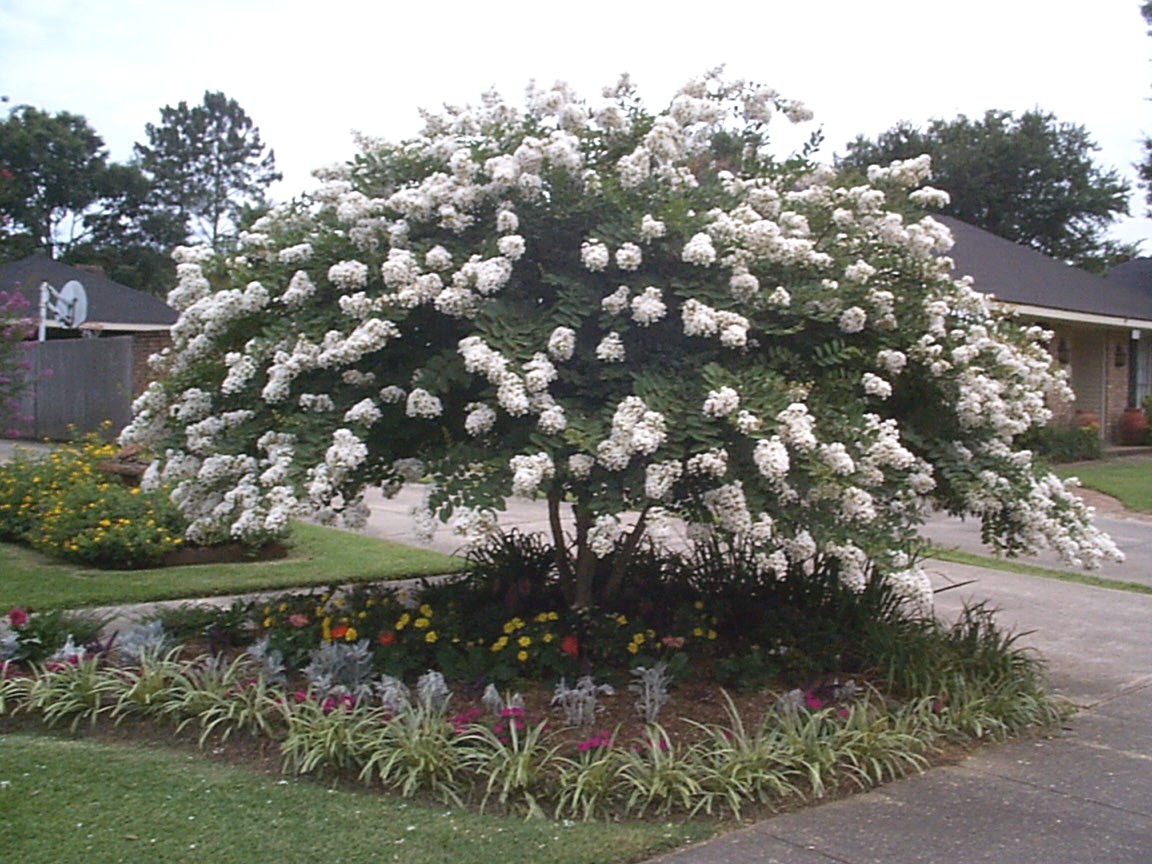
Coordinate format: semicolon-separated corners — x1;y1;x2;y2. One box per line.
3;0;1152;247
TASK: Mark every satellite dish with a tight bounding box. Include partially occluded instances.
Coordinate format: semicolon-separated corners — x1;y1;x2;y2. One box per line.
37;279;89;340
56;280;88;328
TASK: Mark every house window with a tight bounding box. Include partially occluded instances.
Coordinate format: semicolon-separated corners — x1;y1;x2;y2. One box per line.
1136;335;1152;408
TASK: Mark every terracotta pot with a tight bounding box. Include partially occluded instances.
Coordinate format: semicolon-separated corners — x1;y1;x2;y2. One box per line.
1120;406;1149;446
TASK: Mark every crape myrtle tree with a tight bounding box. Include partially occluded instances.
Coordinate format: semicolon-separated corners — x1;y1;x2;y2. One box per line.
123;72;1121;612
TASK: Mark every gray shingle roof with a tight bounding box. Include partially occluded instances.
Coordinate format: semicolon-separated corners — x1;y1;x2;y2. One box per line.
939;216;1152;324
0;255;177;329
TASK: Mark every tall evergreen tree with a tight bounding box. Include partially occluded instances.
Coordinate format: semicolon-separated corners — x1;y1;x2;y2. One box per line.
135;91;281;252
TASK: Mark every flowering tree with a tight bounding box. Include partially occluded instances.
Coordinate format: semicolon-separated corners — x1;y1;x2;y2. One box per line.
124;71;1120;611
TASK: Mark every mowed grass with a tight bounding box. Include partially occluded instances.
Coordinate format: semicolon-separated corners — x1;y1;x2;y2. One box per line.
1052;458;1152;513
0;732;711;864
0;521;465;610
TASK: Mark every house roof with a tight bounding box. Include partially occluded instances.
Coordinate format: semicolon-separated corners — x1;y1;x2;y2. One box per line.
0;255;177;331
939;216;1152;329
1105;257;1152;292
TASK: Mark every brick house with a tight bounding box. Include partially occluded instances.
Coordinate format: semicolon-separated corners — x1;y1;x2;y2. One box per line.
942;216;1152;442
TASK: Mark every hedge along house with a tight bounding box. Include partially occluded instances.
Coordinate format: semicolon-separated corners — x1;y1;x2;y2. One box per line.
0;255;177;439
940;216;1152;444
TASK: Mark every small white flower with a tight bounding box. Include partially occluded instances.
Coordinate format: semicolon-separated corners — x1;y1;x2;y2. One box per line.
615;242;643;271
862;373;893;399
602;286;630;315
630;286;667;326
640;214;666;242
581;240;610;271
702;386;740;418
405;388;443;418
839;306;867;334
681;232;716;266
595;332;626;363
547;326;577;361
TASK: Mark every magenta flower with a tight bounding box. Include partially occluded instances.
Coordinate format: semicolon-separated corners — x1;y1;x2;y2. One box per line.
7;607;27;628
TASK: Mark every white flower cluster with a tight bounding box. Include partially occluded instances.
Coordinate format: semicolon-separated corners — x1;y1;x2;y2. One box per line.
631;286;666;326
405;388;443;418
509;452;555;497
595;332;626;362
702;386;740;418
681;299;749;348
645;460;683;500
596;397;666;471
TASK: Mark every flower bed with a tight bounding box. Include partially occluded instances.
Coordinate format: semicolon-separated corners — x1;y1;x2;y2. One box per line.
0;544;1067;821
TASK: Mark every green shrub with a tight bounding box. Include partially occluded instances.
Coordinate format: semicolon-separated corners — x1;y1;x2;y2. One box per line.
32;476;185;568
1020;423;1104;463
0;433;187;568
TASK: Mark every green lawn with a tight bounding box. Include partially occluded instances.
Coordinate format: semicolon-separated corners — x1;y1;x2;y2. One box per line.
0;521;465;611
0;732;711;864
1053;458;1152;513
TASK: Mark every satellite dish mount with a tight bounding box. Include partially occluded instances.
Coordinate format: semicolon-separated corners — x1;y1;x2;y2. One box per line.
38;280;89;341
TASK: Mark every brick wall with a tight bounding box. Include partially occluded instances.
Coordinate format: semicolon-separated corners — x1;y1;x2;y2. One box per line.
130;331;172;398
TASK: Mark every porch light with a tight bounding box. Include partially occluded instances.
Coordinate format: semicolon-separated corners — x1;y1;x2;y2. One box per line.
1056;338;1070;365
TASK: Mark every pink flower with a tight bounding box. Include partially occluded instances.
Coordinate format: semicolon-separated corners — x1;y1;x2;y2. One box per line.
660;635;685;649
803;692;823;710
7;607;28;628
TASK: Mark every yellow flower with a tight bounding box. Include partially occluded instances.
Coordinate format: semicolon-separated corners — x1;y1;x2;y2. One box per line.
534;612;550;624
425;630;438;644
517;650;529;662
518;635;531;648
627;643;639;654
694;601;704;611
491;636;509;653
396;613;410;630
345;627;359;642
542;633;555;644
414;617;430;629
262;616;275;629
502;617;524;635
693;627;704;637
707;629;717;640
632;632;645;645
615;614;628;626
419;603;434;618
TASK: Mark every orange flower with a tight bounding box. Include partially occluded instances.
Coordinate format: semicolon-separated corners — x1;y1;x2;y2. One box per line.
560;633;579;658
378;630;397;646
330;624;349;640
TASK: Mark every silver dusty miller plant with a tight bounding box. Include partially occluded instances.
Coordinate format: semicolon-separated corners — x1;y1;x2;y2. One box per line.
246;635;287;688
416;670;451;712
113;619;170;666
303;639;374;698
629;662;671;724
551;676;615;727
